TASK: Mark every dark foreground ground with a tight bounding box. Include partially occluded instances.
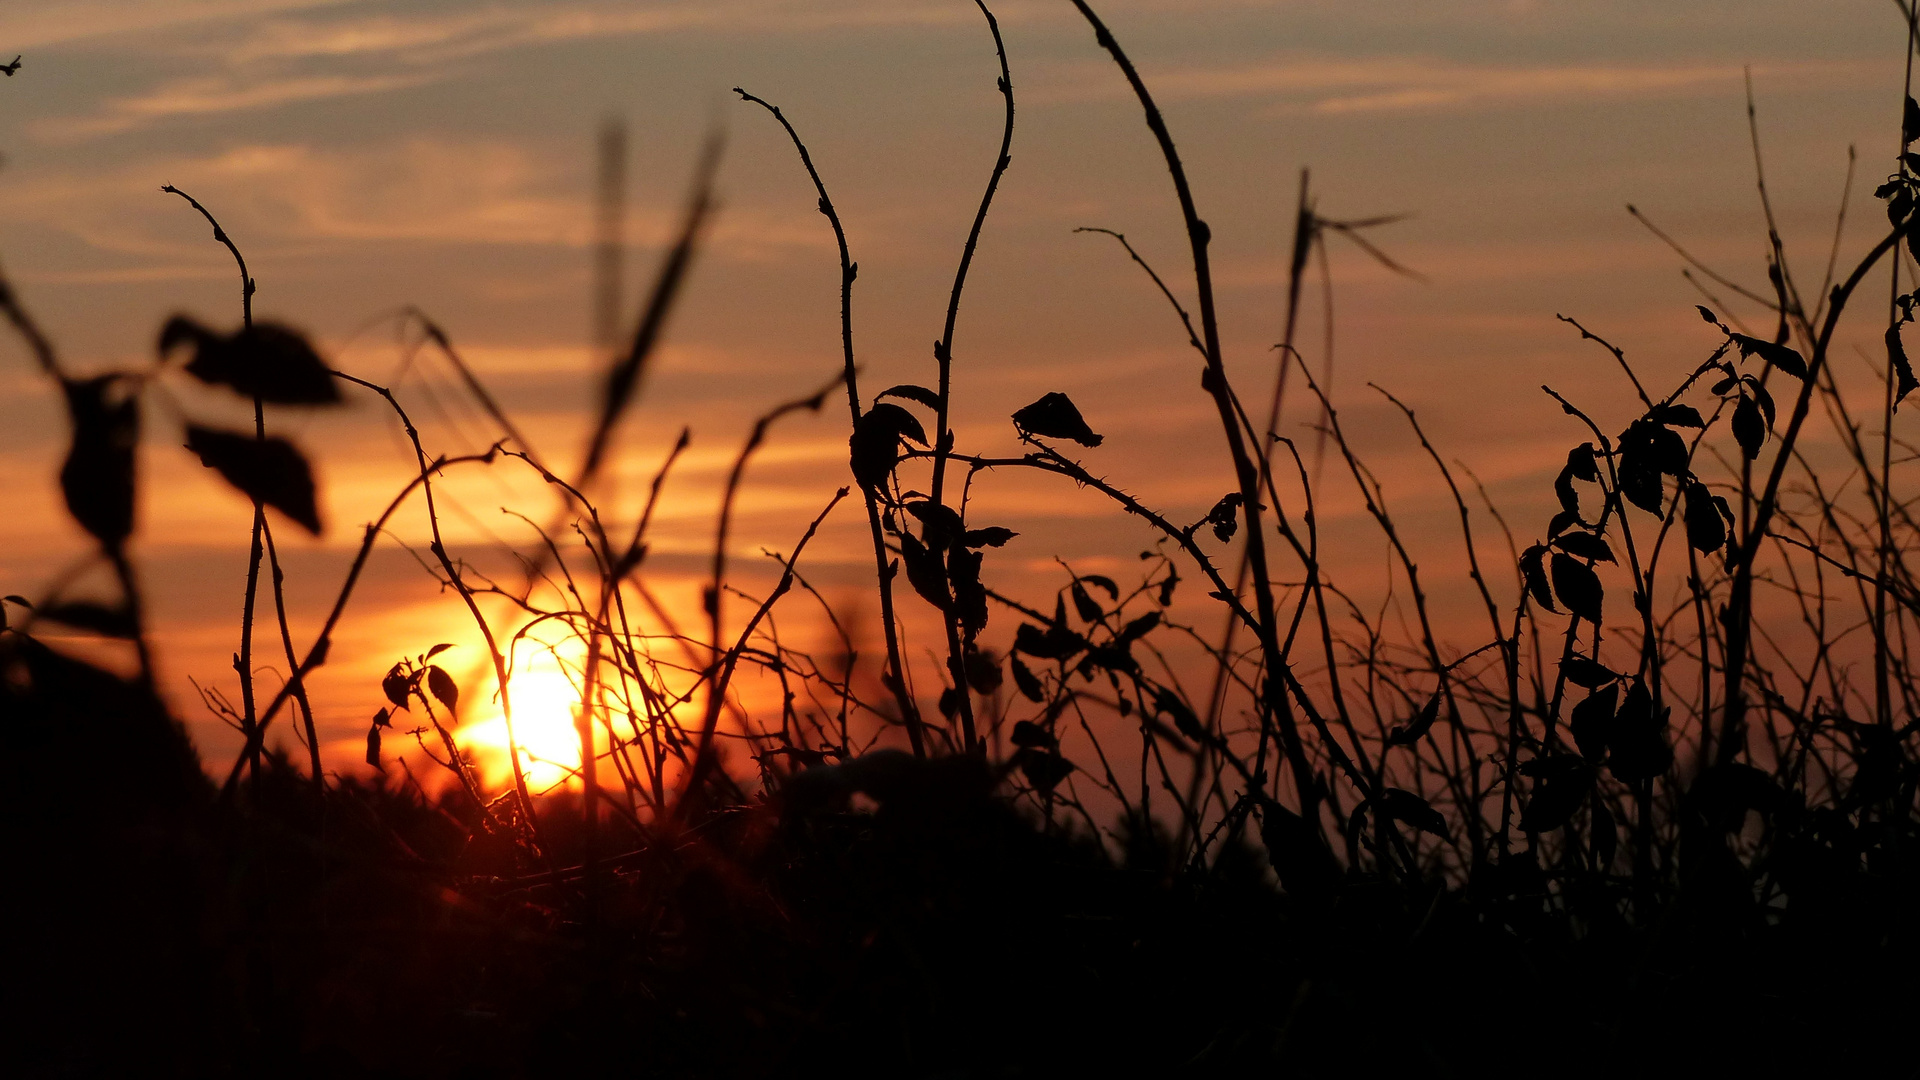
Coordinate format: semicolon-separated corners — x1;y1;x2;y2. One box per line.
8;634;1917;1079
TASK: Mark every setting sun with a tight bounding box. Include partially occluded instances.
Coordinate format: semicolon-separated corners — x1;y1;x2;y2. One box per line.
458;661;585;792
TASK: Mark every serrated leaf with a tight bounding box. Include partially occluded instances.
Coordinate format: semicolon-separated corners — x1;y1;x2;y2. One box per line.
1520;544;1556;613
1206;492;1242;542
1570;683;1619;761
166;316;340;405
1551;531;1616;564
60;376;140;551
1559;654;1618;689
1389;692;1442;746
1732;395;1765;461
849;403;927;492
1154;688;1204;742
875;383;941;411
1070;581;1103;623
426;665;459;713
1651;402;1705;428
1013;621;1087;661
1683;480;1727;554
1012;747;1075;791
1551;552;1603;623
1009;719;1055;749
1379;788;1449;839
1012;391;1103;447
1890;325;1920;409
1520;769;1590;833
1010;656;1045;702
962;526;1016;548
1731;334;1808;381
184;425;322;534
1118;611;1161;643
382;667;411;710
898;531;950;612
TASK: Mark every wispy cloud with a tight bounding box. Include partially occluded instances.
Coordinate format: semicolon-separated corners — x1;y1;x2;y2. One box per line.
0;0;350;51
39;72;439;140
1026;54;1867;114
0;139;831;260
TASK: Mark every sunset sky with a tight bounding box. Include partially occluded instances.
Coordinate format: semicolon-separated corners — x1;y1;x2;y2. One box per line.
0;0;1905;779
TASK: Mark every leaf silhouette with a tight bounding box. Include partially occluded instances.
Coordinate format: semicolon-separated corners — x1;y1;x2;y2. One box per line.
1731;395;1765;460
898;531;951;612
1559;655;1617;689
1070;581;1103;623
1520;545;1556;612
1570;683;1619;761
1261;801;1341;896
949;545;987;634
1650;403;1705;428
1013;621;1087;661
848;403;927;492
1551;531;1615;564
1118;611;1161;643
1206;492;1243;542
1905;94;1920;145
1550;552;1603;623
40;601;138;639
184;425;322;534
382;665;410;710
425;642;455;659
1889;325;1920;409
365;724;382;768
426;665;459;713
1389;692;1442;746
1154;688;1205;742
1731;334;1808;381
1012;392;1103;447
1010;656;1045;702
1606;680;1672;781
1520;768;1590;833
1380;788;1449;839
1012;747;1075;791
875;383;941;411
904;499;964;549
60;376;140;551
962;646;1001;693
1009;720;1055;749
163;316;340;405
963;526;1016;548
1683;479;1728;553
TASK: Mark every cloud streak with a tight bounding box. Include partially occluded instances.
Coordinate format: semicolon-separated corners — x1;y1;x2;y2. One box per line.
1026;54;1868;114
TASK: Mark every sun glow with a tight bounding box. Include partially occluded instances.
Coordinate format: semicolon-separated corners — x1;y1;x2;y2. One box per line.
457;661;585;792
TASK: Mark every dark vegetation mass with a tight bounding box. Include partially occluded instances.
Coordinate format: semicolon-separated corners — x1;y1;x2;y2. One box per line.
8;3;1920;1076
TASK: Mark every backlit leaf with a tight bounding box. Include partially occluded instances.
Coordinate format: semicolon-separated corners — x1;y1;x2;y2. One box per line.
875;383;941;411
1890;325;1920;410
1551;531;1615;564
40;601;138;639
60;376;140;551
1012;391;1103;447
184;425;322;534
1551;552;1603;623
164;315;340;405
426;664;459;713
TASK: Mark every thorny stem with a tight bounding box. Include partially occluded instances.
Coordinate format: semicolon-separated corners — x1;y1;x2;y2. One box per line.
734;86;929;758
